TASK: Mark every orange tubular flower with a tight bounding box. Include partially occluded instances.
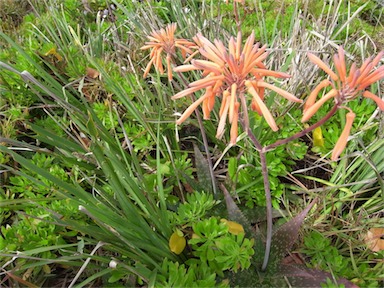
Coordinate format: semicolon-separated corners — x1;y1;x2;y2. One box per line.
303;47;384;160
141;23;197;81
172;32;302;144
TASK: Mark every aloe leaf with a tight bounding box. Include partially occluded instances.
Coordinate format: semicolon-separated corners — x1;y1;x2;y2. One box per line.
277;265;359;288
221;184;252;235
193;143;213;194
267;199;317;271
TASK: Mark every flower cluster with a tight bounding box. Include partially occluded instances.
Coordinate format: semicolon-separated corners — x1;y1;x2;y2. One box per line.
303;47;384;160
141;25;384;160
172;32;302;144
141;23;196;81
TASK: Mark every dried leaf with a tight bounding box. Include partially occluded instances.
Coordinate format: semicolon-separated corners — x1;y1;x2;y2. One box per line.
364;227;384;252
86;67;100;79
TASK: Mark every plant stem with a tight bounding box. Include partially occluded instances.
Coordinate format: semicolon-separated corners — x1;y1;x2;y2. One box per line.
175;71;217;196
243;124;272;271
233;2;241;34
263;104;338;152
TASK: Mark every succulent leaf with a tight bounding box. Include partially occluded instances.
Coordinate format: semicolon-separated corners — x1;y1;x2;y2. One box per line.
267;200;317;270
193;143;214;193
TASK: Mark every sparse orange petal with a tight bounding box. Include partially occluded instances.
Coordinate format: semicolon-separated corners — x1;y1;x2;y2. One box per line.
257;81;302;103
246;81;278;131
355;63;373;87
202;87;215;119
251;68;291;79
228;37;236;60
235;31;242;60
166;54;173;81
192;59;222;73
155;49;164;73
331;112;355;161
357;66;384;90
143;57;155;78
217;91;230;139
363;90;384;110
175;43;194;55
371;51;384;67
172;86;202;100
219;90;230;117
242;32;256;59
174;64;199;72
333;54;345;82
304;79;331;112
244;51;269;73
251;97;262;115
230;102;240;144
229;83;237;123
307;52;339;82
183;50;200;63
189;75;225;88
302;89;338;123
337;46;347;81
346;62;357;84
176;94;209;125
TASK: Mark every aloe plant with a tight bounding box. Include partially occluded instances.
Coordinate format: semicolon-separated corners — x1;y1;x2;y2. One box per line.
222;185;358;287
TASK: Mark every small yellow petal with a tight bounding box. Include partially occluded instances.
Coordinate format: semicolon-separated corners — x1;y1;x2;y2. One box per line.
169;231;186;254
221;219;244;235
312;126;324;148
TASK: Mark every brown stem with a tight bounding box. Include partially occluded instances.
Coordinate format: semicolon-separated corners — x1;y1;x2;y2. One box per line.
263;104;338;153
233;2;241;34
241;123;272;272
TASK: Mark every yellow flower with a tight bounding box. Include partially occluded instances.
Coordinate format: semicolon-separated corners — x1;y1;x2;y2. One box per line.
141;23;196;81
172;32;302;144
169;230;186;255
303;47;384;160
221;218;244;235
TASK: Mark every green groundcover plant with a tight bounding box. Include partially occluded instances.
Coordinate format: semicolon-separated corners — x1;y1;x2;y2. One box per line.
1;0;383;287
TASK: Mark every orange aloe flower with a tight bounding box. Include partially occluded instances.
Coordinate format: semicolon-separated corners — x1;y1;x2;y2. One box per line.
172;32;302;144
302;47;384;160
141;23;197;81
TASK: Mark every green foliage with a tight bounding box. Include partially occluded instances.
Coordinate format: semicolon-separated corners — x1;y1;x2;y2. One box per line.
155;259;221;287
188;217;254;275
171;192;218;226
303;231;382;287
1;0;383;286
